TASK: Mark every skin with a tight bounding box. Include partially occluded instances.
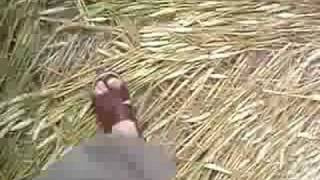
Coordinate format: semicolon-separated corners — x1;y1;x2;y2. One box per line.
94;76;140;137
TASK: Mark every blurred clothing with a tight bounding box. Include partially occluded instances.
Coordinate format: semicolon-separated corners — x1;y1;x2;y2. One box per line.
35;132;175;180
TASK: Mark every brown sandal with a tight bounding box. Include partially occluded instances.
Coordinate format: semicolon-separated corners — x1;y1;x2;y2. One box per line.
94;72;138;134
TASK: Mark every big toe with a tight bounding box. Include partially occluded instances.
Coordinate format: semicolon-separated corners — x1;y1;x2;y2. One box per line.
107;77;123;90
106;77;130;99
95;81;109;96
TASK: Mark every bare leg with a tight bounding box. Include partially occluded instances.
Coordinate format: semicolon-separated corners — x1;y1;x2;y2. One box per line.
112;120;139;137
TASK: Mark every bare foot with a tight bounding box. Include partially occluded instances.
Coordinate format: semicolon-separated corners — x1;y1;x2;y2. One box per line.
94;73;139;137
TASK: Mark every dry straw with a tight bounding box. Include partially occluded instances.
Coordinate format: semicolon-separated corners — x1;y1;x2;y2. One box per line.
1;0;320;180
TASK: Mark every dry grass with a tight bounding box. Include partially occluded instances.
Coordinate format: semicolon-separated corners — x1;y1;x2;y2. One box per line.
1;0;320;180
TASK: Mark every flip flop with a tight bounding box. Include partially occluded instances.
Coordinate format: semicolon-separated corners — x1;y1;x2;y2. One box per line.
94;71;139;135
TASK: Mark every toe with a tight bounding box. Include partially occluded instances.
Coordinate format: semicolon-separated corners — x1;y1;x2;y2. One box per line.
106;77;122;90
106;77;130;99
95;81;109;95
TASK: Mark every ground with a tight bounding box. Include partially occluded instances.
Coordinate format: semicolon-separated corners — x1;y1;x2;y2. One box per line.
0;1;320;180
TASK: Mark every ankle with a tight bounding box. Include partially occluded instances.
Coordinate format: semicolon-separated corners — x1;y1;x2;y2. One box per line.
112;120;139;137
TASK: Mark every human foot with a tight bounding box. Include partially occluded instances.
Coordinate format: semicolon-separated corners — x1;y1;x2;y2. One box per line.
94;73;139;137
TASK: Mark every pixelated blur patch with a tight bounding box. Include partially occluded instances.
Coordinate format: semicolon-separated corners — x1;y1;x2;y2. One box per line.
35;134;175;180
